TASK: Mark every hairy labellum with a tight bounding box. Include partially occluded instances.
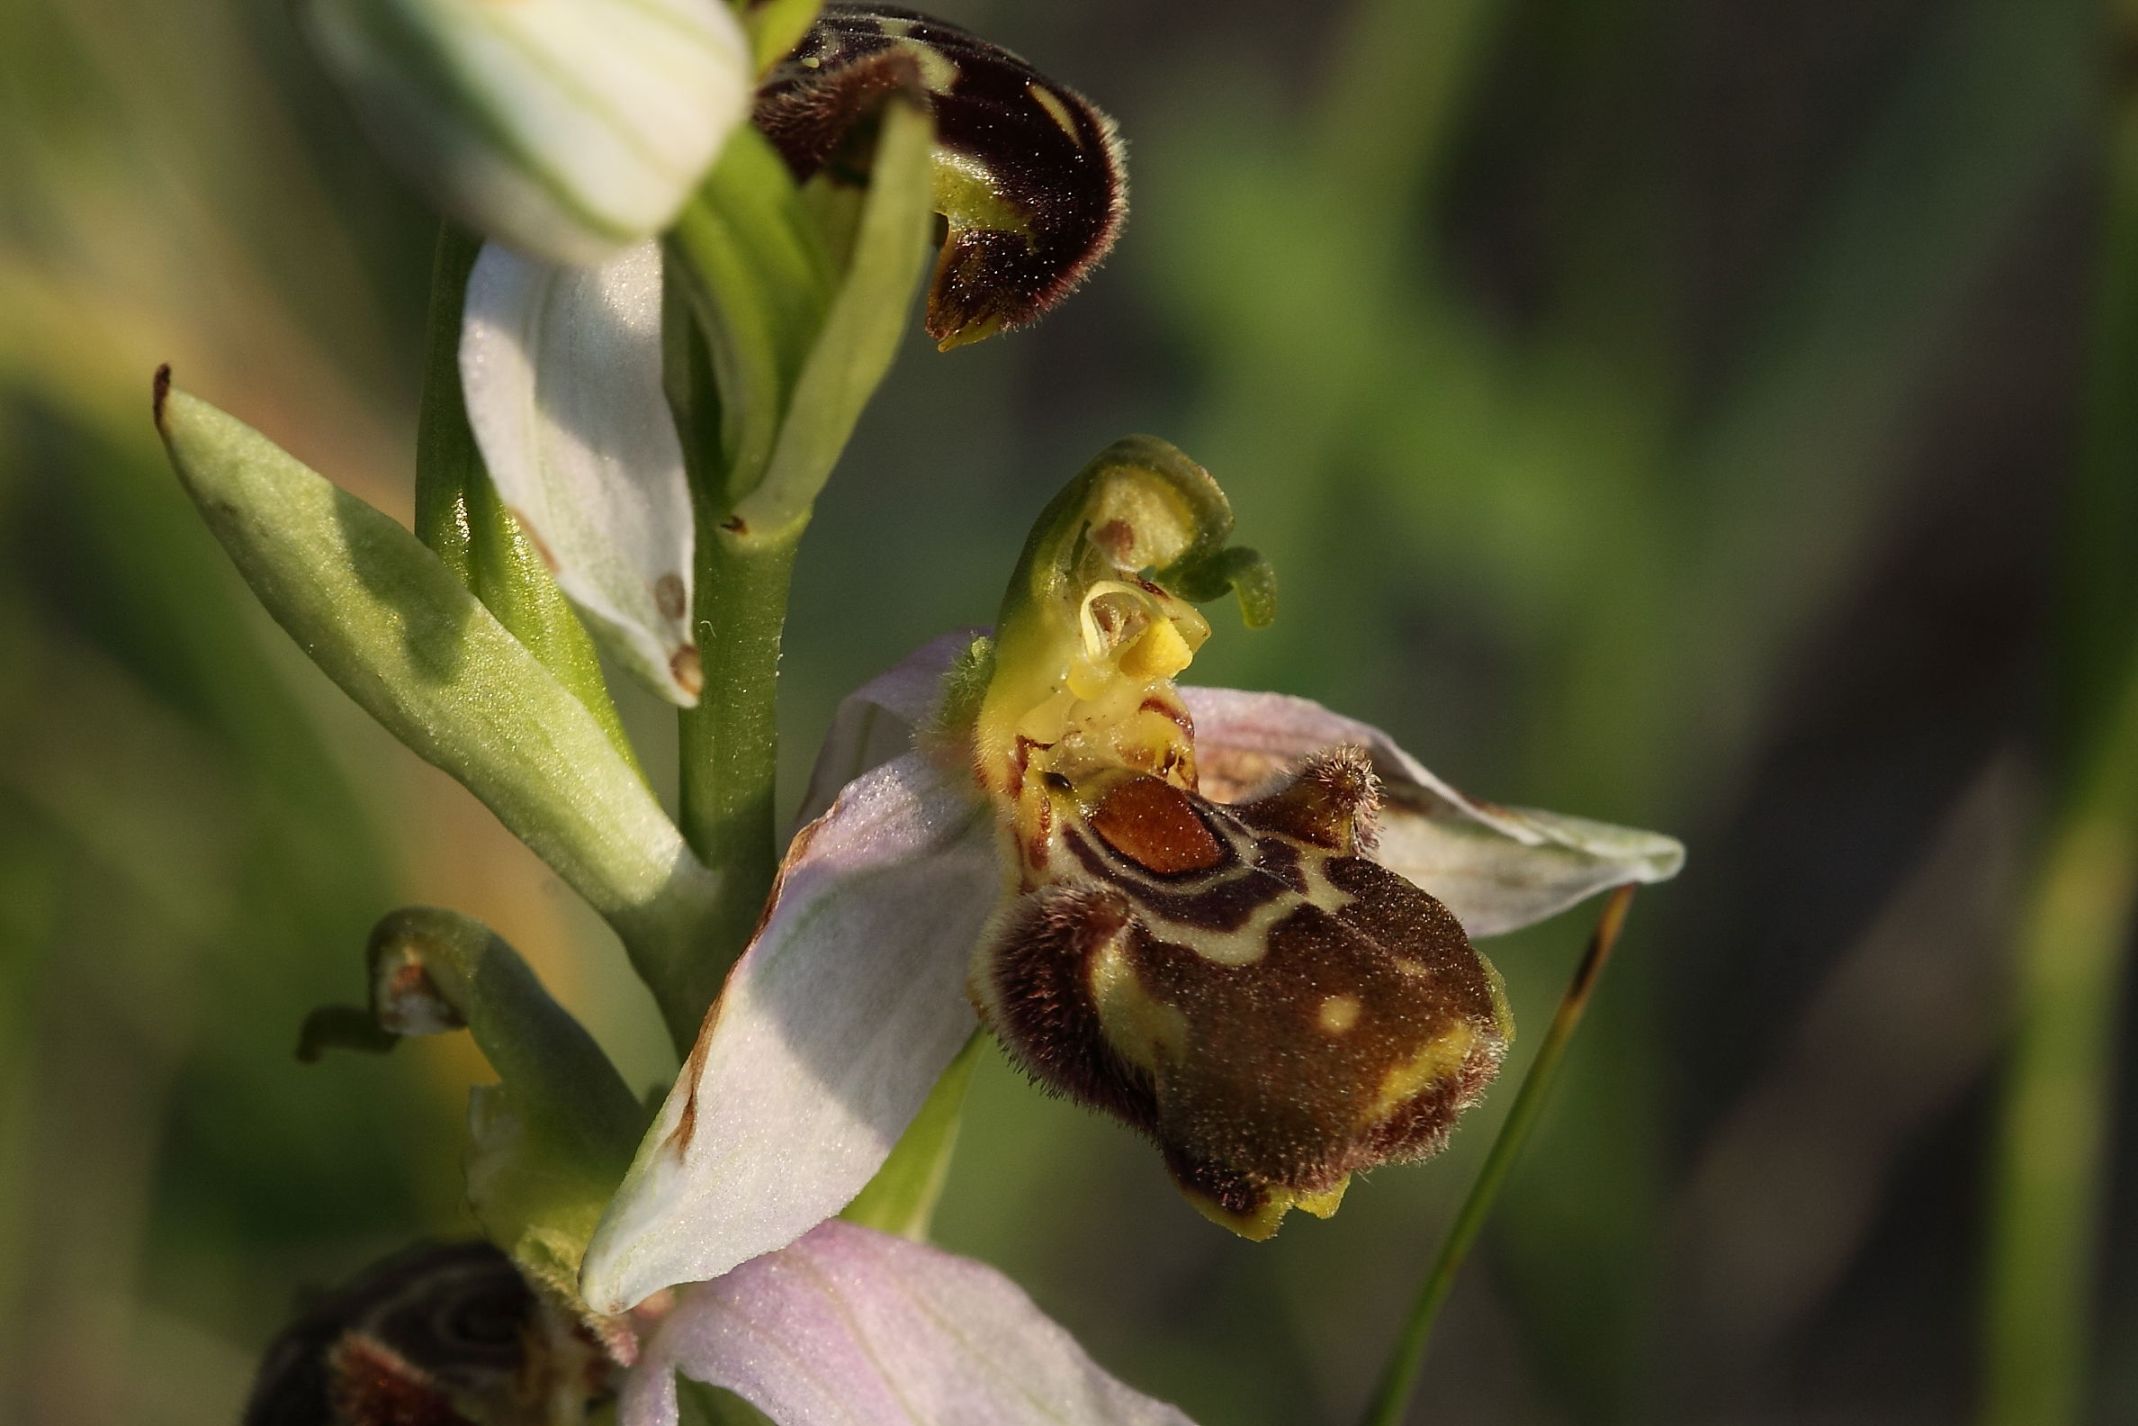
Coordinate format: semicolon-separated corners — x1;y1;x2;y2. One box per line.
756;4;1127;348
973;742;1513;1238
244;1242;609;1426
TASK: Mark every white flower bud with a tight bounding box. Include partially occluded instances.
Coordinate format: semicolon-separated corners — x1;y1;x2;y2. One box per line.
301;0;753;265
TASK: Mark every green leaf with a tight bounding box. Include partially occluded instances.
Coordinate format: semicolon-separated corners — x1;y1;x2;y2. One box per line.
730;95;935;541
413;225;641;768
154;376;723;1045
664;128;835;509
841;1031;981;1240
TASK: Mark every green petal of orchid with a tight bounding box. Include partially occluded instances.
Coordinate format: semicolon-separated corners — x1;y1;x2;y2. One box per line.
625;1221;1196;1426
1183;687;1685;936
301;0;754;265
462;240;702;705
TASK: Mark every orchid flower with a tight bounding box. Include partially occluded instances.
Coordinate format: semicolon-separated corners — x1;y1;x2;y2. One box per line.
168;4;1682;1419
579;438;1684;1314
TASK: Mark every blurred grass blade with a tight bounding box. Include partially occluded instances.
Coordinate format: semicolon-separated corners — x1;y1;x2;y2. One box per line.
413;225;640;766
1360;887;1638;1426
1980;33;2138;1418
1982;725;2138;1426
154;375;723;1047
842;1031;982;1241
731;95;933;540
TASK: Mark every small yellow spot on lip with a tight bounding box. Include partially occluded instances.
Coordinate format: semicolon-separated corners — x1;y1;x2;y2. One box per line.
1027;81;1082;145
1317;994;1362;1034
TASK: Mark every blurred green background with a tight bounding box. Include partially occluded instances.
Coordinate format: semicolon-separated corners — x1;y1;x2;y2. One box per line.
3;0;2133;1422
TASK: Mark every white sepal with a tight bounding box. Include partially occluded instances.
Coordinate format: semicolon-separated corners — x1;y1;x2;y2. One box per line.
580;752;1000;1313
462;240;700;705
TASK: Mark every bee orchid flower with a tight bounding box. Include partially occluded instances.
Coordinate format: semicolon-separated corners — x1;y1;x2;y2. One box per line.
579;438;1684;1315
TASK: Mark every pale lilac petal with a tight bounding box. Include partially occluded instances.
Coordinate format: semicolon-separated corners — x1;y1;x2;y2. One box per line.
461;240;700;704
1183;687;1684;937
580;753;1000;1314
794;628;987;826
620;1220;1197;1426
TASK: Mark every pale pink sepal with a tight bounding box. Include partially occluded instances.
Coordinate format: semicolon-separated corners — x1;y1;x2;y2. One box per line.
1182;687;1684;937
619;1220;1197;1426
793;628;987;828
579;752;1000;1314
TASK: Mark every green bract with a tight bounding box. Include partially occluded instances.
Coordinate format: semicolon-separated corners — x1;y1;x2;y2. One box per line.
153;376;722;1045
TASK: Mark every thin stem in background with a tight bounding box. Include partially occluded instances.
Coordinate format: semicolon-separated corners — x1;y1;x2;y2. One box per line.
1359;886;1638;1426
1980;14;2138;1412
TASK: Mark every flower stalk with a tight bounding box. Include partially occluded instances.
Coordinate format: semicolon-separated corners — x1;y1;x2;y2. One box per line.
1360;885;1639;1426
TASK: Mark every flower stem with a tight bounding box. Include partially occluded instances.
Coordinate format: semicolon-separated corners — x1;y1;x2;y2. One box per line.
676;518;800;986
1359;886;1638;1426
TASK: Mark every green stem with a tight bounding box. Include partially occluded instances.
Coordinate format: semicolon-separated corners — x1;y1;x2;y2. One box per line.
1979;22;2138;1417
1982;784;2138;1426
676;519;801;977
1359;886;1638;1426
414;227;481;577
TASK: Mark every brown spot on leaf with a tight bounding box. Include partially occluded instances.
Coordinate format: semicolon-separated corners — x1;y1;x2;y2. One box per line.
151;363;172;429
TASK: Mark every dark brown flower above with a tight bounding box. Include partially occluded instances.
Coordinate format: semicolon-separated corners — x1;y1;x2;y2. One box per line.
755;5;1128;348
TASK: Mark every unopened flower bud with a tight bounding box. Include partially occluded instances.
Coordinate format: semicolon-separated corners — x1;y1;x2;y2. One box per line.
301;0;753;264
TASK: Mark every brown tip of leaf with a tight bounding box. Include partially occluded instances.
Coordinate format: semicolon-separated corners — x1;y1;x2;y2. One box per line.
671;645;704;700
151;363;172;430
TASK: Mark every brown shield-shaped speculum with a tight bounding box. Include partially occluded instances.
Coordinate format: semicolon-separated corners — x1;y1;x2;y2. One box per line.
961;440;1512;1238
